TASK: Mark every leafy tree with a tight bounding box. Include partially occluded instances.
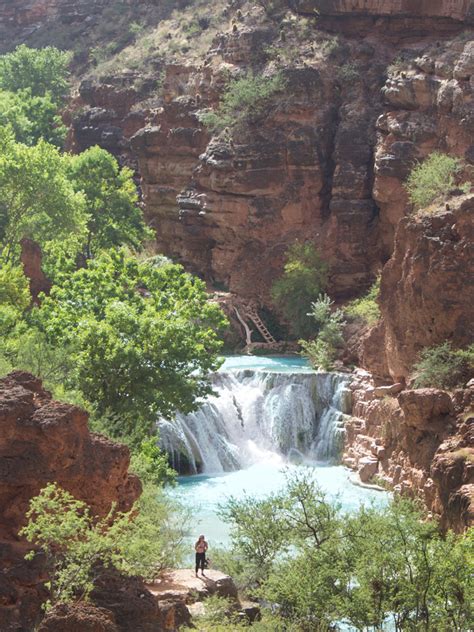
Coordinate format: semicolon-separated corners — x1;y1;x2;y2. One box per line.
271;242;328;338
0;262;30;345
405;153;461;210
413;341;474;389
67;146;152;259
300;294;345;370
20;482;186;609
345;276;381;326
0;89;67;147
219;472;473;631
0;129;86;262
0;45;71;103
199;71;287;133
35;250;227;440
130;437;176;487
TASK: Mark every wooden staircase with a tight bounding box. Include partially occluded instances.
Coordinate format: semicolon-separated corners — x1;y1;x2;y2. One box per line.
244;304;276;344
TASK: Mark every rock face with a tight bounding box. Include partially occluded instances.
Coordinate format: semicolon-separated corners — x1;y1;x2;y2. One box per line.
344;370;474;531
70;3;473;315
0;371;142;631
20;238;52;303
361;195;474;381
0;0;106;50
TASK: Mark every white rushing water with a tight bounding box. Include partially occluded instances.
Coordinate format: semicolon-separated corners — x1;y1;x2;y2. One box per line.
158;356;352;474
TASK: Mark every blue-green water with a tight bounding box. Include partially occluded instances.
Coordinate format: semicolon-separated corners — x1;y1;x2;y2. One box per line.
168;356;389;551
172;463;388;550
220;355;313;373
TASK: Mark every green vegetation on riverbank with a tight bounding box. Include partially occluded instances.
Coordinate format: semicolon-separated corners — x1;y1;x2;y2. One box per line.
207;470;473;632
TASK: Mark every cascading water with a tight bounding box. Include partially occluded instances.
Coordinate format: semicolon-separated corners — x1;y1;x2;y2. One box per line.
158;358;352;474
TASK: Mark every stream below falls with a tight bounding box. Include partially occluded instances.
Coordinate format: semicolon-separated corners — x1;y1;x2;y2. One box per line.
162;356;389;549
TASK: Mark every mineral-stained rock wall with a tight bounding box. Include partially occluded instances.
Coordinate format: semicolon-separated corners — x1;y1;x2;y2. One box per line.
360;195;474;381
0;371;142;631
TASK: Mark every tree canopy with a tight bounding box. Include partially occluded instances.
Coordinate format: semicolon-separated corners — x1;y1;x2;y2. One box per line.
0;128;86;263
0;45;71;102
67;146;152;259
35;250;227;439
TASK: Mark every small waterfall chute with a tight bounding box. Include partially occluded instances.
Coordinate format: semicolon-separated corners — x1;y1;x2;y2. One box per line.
158;361;351;474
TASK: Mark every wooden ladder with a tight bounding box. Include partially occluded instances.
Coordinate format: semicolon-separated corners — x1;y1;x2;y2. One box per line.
245;305;276;344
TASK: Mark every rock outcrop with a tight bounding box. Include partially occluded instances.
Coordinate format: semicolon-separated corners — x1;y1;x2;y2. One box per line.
344;370;474;531
361;195;474;381
0;371;143;631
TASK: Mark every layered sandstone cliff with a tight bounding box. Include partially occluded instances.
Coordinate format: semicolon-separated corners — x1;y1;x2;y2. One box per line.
70;3;473;314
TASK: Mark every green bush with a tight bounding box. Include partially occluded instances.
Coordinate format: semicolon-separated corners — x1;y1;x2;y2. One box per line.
218;470;474;632
299;294;345;370
405;153;461;210
413;342;474;389
199;71;286;133
20;482;186;609
345;277;381;326
271;242;328;338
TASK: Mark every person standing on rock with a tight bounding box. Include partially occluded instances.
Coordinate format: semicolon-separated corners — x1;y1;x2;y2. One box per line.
195;534;208;577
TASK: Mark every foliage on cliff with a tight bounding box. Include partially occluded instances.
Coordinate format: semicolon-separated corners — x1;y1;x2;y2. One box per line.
413;342;474;389
199;72;287;133
345;277;381;326
271;242;328;338
405;153;465;211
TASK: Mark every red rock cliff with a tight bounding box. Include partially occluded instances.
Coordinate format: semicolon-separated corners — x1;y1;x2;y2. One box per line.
0;371;141;631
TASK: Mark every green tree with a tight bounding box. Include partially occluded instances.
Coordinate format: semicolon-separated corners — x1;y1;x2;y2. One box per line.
271;242;328;338
0;89;67;147
67;146;152;259
35;250;227;441
20;482;186;609
0;45;71;102
0;129;86;262
130;437;176;487
300;294;345;370
0;262;30;346
218;472;473;631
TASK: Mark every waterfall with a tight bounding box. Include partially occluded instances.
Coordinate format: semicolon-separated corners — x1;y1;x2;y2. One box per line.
158;366;352;475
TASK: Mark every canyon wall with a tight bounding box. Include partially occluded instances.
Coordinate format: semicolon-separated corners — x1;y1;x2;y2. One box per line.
0;0;472;534
343;373;474;532
70;3;473;311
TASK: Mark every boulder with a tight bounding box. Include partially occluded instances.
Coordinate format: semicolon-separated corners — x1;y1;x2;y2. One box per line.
38;604;118;632
358;456;379;483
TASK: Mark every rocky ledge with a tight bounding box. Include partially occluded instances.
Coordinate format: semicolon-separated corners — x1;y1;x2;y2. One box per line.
343;370;474;532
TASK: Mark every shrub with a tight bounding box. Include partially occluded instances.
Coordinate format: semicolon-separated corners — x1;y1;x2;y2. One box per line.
271;242;328;338
345;277;381;326
413;342;474;389
299;294;346;370
199;71;286;133
20;482;186;609
405;153;461;210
